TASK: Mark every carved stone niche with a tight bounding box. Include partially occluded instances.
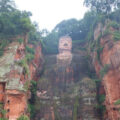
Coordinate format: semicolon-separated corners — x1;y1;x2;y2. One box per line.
58;36;72;53
57;36;72;66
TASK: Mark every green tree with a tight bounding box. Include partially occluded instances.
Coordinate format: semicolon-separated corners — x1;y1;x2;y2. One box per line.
41;11;97;54
84;0;120;14
0;0;15;13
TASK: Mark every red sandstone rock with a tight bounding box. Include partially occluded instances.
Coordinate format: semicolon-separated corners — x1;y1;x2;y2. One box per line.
4;90;27;120
0;40;43;119
93;23;120;120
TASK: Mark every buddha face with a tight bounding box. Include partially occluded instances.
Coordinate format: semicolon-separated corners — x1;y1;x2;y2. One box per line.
59;36;72;52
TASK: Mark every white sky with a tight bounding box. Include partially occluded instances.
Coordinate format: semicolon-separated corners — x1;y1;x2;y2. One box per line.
15;0;88;31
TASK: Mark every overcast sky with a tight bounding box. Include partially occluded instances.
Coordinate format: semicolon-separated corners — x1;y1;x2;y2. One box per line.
15;0;88;31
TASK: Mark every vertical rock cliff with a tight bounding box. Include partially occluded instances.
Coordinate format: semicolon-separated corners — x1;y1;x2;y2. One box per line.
0;37;43;120
92;21;120;120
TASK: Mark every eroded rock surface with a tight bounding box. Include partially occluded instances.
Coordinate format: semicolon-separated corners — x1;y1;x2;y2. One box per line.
92;23;120;120
0;40;43;120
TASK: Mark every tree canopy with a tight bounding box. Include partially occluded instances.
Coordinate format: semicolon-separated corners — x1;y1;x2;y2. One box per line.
41;11;97;54
0;0;41;56
84;0;120;14
0;0;16;13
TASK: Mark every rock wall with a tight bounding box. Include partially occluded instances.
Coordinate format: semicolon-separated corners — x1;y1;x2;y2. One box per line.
92;22;120;120
0;39;43;119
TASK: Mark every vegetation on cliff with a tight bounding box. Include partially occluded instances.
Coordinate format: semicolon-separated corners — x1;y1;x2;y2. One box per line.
0;0;41;56
0;0;42;119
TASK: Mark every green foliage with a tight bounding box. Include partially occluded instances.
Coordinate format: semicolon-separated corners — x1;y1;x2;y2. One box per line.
95;104;106;113
0;108;7;120
28;80;37;119
0;10;33;37
26;54;34;63
113;31;120;41
102;29;111;37
0;0;15;13
95;93;106;118
42;11;97;54
0;103;3;108
17;58;29;75
53;103;61;120
109;9;120;23
0;0;39;56
90;42;96;51
84;0;120;14
41;31;59;54
29;80;37;104
99;95;105;104
0;49;4;56
26;46;35;54
0;118;8;120
17;115;29;120
28;30;41;45
73;96;79;120
0;39;10;56
91;33;104;64
93;79;101;83
0;0;39;58
100;64;110;78
17;38;23;44
114;99;120;105
25;46;35;62
96;46;104;63
19;17;34;33
28;104;36;119
23;81;30;91
107;21;120;29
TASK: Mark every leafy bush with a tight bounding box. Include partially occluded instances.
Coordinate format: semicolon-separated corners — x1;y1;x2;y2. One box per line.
17;58;29;75
26;54;34;63
0;49;4;56
29;80;37;104
25;46;35;62
0;109;7;120
26;46;35;54
95;104;106;113
90;42;95;51
0;39;10;56
28;30;41;45
114;99;120;105
28;104;36;119
113;31;120;41
102;29;111;37
23;81;30;91
17;115;29;120
100;64;110;78
107;21;120;29
28;80;37;119
17;38;23;44
73;96;79;120
99;95;105;104
96;46;104;63
0;118;8;120
0;1;36;56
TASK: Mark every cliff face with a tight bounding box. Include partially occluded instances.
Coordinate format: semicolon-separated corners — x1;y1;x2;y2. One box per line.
92;22;120;120
34;36;99;120
0;39;43;119
1;24;120;120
